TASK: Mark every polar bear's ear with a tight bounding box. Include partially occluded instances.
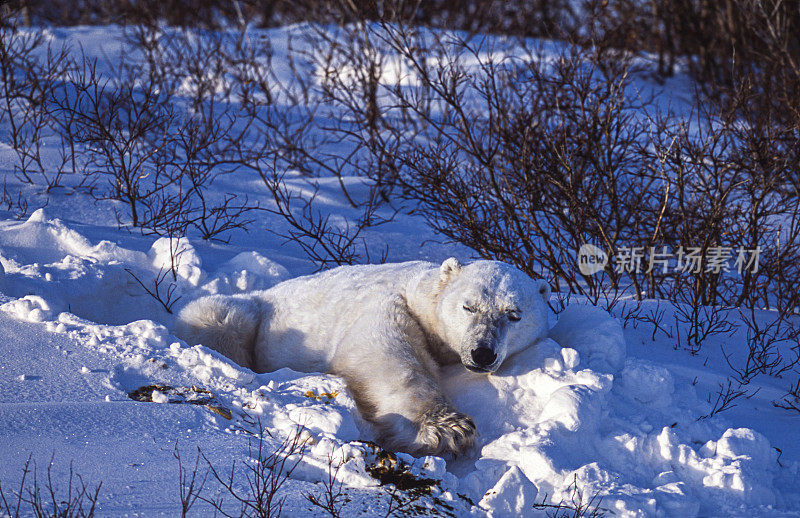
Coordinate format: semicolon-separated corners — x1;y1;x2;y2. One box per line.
439;257;462;283
536;279;551;302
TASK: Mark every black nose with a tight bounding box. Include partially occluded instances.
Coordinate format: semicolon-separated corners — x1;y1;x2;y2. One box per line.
471;346;497;367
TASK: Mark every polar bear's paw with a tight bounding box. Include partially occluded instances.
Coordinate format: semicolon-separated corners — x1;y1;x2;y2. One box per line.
416;407;476;456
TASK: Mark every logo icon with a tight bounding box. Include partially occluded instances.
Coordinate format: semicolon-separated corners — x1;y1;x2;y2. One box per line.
577;244;607;275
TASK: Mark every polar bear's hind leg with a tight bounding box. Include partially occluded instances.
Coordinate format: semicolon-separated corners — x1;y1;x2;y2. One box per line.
175;295;261;369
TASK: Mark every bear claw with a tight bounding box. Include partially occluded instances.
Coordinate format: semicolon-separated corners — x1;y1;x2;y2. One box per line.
416;408;476;456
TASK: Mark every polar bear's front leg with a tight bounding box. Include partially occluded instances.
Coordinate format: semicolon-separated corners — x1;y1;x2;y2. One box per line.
333;303;476;456
414;406;476;456
340;355;476;456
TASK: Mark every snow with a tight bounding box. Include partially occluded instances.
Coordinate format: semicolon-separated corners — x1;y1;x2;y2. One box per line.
549;304;627;375
479;466;539;518
0;24;798;518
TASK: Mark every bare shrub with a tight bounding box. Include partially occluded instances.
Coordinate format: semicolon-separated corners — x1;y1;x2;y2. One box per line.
672;302;735;355
142;113;253;241
773;378;800;414
641;302;674;340
642;110;741;307
123;20;393;263
698;378;757;420
123;24;236;120
261;172;389;269
9;0;800;94
305;453;347;518
47;41;254;241
0;454;101;518
220;36;395;267
124;234;188;314
0;18;70;188
201;422;309;518
346;19;800;322
375;26;656;307
124;266;183;314
724;307;800;385
533;474;608;518
174;445;208;518
7;0;254;29
629;77;800;325
301;8;419;202
188;190;257;243
8;0;586;38
379;484;429;518
668;0;799;93
614;301;642;330
549;290;574;316
1;174;29;219
45;55;93;190
54;60;177;228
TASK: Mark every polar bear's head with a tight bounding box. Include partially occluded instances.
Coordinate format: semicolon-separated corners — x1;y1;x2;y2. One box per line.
434;258;550;373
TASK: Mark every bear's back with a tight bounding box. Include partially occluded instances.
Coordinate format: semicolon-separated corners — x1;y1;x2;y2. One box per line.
250;261;434;371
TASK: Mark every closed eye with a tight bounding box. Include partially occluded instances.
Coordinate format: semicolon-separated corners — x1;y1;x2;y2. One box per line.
463;305;476;313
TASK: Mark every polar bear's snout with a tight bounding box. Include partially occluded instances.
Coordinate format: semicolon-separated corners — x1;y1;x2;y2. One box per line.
463;337;503;372
470;346;497;369
460;320;507;372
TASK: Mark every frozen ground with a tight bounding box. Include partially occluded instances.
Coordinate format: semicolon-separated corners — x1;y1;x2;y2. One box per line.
0;25;799;517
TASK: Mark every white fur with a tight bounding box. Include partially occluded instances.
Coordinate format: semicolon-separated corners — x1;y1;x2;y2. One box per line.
175;259;551;456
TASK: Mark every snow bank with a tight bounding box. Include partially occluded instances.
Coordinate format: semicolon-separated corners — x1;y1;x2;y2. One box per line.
0;210;288;326
441;308;780;516
549;304;626;374
201;250;289;294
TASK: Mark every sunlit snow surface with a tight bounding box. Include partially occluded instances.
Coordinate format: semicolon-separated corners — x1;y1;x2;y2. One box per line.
0;25;798;517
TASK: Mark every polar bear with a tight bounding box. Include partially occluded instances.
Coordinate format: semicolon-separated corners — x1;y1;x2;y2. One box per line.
176;258;551;456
